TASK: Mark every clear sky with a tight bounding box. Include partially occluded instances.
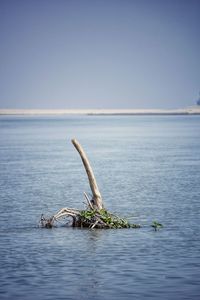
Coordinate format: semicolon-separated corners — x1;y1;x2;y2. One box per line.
0;0;200;109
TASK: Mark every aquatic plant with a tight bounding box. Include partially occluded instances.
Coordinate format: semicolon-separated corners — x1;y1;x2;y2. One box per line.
151;221;163;231
78;209;140;229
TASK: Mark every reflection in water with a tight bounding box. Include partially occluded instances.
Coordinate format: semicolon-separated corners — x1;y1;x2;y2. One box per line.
76;229;103;297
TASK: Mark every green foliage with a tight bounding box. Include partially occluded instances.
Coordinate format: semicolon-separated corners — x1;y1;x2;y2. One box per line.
151;221;163;231
79;209;141;229
80;209;96;220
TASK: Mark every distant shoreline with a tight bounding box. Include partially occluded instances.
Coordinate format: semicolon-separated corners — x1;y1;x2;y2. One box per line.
0;107;200;116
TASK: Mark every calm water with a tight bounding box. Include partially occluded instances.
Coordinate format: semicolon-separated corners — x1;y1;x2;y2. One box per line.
0;115;200;300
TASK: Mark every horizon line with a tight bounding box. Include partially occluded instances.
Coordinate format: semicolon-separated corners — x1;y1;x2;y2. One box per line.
0;107;200;116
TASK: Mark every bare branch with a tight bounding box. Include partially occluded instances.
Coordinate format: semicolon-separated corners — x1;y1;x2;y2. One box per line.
71;139;104;210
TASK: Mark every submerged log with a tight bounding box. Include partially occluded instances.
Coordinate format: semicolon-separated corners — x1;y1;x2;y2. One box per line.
40;139;140;229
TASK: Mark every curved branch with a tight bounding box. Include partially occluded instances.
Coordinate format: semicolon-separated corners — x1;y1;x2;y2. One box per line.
71;139;104;210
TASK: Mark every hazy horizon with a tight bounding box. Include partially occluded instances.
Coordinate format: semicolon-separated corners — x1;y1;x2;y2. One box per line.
0;0;200;109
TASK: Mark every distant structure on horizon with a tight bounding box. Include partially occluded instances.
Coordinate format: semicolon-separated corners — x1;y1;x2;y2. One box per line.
197;92;200;105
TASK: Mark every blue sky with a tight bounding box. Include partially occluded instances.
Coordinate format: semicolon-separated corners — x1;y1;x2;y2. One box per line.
0;0;199;109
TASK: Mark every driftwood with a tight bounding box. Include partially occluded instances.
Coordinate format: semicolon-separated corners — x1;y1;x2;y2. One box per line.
40;139;140;229
72;139;104;210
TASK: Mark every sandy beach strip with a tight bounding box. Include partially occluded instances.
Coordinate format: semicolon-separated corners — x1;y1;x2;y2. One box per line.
0;107;200;115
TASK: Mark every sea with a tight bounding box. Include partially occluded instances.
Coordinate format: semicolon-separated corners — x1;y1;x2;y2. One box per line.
0;115;200;300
